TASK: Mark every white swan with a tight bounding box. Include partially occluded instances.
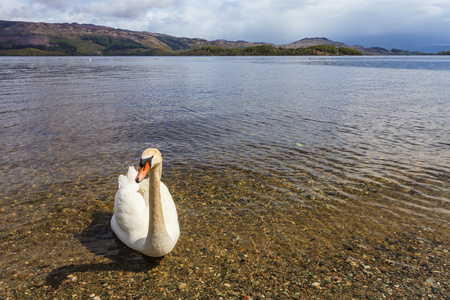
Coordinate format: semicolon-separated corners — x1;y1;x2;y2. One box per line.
111;148;180;257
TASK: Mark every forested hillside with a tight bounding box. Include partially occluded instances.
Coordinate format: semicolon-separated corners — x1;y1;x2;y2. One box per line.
0;20;429;56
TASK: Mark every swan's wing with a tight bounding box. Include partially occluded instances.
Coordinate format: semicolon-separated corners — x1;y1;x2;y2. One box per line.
113;168;149;243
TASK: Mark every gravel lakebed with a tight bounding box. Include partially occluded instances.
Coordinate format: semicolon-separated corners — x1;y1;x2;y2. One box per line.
1;168;448;300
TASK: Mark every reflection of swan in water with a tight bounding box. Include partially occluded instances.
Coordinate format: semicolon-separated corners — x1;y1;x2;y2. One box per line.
111;148;180;257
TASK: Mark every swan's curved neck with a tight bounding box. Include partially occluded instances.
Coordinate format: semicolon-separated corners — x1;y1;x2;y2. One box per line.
147;163;167;236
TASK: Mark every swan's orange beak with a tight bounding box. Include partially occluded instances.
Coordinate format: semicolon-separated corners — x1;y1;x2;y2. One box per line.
136;162;150;183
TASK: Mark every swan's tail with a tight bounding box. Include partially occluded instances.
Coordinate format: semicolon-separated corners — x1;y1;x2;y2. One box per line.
118;166;138;190
117;166;149;206
126;165;138;181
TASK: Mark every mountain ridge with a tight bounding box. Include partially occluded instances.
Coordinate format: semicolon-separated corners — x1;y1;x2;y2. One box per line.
0;20;428;55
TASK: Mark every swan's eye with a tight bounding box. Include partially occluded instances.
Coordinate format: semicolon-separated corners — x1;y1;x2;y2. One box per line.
139;156;153;168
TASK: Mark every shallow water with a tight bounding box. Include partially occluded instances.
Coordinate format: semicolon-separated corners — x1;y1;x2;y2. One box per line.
0;56;449;296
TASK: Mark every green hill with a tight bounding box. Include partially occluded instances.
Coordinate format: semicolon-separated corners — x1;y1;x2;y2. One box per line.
0;20;428;56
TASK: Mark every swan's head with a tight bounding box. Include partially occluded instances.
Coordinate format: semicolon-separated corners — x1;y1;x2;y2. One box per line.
135;148;162;183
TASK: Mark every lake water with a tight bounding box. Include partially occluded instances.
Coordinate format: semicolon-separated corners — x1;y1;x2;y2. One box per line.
0;56;449;296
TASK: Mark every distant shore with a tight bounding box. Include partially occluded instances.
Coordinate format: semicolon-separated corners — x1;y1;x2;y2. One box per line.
0;44;366;56
2;44;446;56
2;20;445;56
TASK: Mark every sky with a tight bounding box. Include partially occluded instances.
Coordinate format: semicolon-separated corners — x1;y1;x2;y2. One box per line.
1;0;450;53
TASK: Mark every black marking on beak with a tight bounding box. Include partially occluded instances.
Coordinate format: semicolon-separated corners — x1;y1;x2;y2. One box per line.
139;156;153;168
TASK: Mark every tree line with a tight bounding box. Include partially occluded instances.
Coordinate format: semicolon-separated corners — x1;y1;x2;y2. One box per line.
1;38;363;56
180;44;363;56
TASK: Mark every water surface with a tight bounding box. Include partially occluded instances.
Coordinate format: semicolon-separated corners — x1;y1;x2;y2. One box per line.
0;56;449;296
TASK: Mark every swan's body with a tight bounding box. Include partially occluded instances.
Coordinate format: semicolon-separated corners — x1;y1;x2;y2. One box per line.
111;149;179;257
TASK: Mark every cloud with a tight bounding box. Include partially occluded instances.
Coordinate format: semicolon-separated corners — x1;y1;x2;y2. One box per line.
82;0;183;19
144;0;450;45
30;0;75;11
